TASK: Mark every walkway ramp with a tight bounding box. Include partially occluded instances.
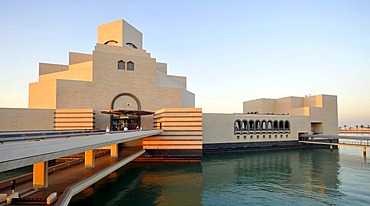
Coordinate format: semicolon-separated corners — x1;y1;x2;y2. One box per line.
0;148;144;205
0;130;160;172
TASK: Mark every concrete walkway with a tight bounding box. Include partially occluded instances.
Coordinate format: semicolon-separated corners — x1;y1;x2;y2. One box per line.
0;147;143;205
0;130;160;172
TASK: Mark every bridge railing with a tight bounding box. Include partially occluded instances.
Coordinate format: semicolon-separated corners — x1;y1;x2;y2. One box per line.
0;129;152;143
339;139;370;146
300;134;370;146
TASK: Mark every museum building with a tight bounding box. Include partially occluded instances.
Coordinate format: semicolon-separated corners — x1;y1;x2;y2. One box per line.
0;19;338;157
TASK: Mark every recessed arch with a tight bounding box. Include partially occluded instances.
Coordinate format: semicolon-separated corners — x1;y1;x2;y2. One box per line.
242;119;248;134
234;119;242;134
110;93;142;130
273;120;278;133
285;120;290;133
249;120;255;133
255;120;261;132
279;120;284;132
267;120;273;132
111;92;141;110
126;42;138;49
104;40;118;45
261;120;267;132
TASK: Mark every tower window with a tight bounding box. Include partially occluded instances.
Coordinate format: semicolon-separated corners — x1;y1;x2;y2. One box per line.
127;61;134;71
126;42;138;49
118;60;125;70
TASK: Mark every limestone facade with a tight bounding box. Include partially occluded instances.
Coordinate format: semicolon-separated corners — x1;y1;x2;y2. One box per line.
143;108;203;158
27;19;195;130
202;94;338;149
0;108;54;131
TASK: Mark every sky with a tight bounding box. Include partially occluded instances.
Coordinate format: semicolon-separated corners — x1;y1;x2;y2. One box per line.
0;0;369;127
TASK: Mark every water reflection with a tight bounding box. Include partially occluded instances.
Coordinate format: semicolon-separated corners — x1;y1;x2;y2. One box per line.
70;149;370;206
201;149;343;205
70;163;202;206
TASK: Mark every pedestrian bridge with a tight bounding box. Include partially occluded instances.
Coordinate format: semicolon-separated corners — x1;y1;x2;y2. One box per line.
0;130;161;205
0;130;161;172
299;133;370;156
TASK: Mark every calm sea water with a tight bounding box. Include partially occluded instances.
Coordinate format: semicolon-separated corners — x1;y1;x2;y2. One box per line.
70;147;370;206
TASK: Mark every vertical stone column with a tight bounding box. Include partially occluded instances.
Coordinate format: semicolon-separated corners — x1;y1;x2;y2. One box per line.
85;150;95;168
111;144;119;158
33;162;48;188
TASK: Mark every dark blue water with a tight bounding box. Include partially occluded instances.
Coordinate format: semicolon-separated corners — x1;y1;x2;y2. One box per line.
70;148;370;206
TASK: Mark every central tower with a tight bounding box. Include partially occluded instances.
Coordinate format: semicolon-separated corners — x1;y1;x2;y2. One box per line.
98;19;143;49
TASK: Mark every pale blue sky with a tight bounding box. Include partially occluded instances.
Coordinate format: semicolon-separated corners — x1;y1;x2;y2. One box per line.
0;0;369;126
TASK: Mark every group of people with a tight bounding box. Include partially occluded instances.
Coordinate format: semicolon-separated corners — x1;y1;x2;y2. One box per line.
135;126;143;131
105;126;142;133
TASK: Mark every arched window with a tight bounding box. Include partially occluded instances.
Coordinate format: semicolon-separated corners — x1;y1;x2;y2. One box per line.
285;120;290;133
279;120;284;133
234;120;242;134
127;61;134;71
255;120;261;133
249;120;255;133
126;42;138;49
267;120;273;133
273;120;278;133
242;120;248;134
118;60;125;70
261;120;267;133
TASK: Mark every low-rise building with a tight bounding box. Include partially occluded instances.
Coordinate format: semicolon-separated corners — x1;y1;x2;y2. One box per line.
203;94;338;151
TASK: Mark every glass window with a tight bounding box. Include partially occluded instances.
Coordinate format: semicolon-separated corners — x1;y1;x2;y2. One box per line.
127;61;134;71
118;60;125;70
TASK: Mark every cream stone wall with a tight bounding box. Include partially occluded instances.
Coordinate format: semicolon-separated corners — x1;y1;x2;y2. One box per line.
156;71;186;89
306;95;338;135
123;21;143;49
243;98;275;114
29;80;57;109
39;61;92;82
243;94;337;134
204;94;337;145
156;62;167;74
98;20;124;47
69;52;93;65
203;113;301;144
0;108;54;131
182;90;195;108
28;19;195;130
39;63;68;76
97;19;142;49
202;113;234;144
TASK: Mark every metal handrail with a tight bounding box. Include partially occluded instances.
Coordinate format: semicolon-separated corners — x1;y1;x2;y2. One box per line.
0;130;140;143
300;134;370;140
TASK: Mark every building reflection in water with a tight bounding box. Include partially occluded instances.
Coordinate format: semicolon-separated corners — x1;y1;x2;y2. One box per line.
201;149;343;205
70;162;202;206
70;149;345;206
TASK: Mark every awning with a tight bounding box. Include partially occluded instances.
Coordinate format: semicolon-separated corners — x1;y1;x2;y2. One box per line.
101;109;154;116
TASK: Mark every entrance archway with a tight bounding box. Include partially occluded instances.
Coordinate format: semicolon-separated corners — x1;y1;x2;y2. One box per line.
111;93;141;111
110;93;141;130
